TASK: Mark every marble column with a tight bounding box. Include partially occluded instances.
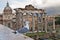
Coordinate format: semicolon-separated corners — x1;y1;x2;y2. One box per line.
44;14;47;32
21;13;24;27
32;13;35;32
15;11;19;30
37;13;40;32
52;16;56;33
14;9;20;30
40;13;43;32
15;10;23;30
19;12;24;28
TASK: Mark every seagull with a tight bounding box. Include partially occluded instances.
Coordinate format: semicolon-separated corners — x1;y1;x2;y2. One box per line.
13;21;30;34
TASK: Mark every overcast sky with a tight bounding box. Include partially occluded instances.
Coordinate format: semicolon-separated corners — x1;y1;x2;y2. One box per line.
0;0;60;15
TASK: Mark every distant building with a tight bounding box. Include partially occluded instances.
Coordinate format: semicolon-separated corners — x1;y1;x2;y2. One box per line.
0;2;16;30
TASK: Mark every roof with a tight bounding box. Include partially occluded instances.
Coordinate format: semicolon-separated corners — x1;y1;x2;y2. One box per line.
3;2;12;12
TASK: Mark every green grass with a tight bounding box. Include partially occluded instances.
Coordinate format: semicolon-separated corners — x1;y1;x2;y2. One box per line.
25;32;60;40
25;32;46;37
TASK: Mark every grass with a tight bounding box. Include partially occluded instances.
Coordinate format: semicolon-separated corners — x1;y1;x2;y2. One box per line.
25;32;60;40
25;32;46;37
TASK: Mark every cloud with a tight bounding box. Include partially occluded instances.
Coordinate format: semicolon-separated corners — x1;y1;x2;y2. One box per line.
10;0;32;9
46;6;60;15
31;0;60;8
0;0;32;13
10;0;60;9
0;0;60;15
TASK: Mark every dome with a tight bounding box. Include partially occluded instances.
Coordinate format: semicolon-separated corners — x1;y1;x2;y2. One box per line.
4;7;12;11
4;2;12;12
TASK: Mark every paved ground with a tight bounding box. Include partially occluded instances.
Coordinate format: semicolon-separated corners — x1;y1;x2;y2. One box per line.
0;24;34;40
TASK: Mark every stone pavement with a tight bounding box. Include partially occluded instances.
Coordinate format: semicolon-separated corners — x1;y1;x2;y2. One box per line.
0;24;34;40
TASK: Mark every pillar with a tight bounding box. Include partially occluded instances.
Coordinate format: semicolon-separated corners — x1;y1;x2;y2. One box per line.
52;16;56;33
32;13;35;32
15;9;23;30
44;14;47;32
40;13;43;32
15;11;19;30
19;12;23;28
37;13;40;32
20;12;23;27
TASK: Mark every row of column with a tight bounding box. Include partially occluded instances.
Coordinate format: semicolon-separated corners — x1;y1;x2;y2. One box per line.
15;9;56;33
15;11;48;32
31;12;48;32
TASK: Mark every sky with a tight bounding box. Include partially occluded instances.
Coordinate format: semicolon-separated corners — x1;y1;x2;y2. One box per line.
0;0;60;15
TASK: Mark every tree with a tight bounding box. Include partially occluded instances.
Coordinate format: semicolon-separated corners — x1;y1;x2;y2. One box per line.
55;17;60;25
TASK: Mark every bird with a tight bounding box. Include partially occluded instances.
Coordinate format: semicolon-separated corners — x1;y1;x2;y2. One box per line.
13;20;30;34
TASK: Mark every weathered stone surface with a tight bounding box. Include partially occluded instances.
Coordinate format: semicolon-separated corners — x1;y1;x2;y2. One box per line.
0;24;34;40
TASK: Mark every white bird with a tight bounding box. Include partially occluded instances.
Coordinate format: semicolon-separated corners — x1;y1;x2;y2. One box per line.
14;21;30;34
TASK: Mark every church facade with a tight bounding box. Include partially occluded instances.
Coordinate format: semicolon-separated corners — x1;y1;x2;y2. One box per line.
0;2;16;30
